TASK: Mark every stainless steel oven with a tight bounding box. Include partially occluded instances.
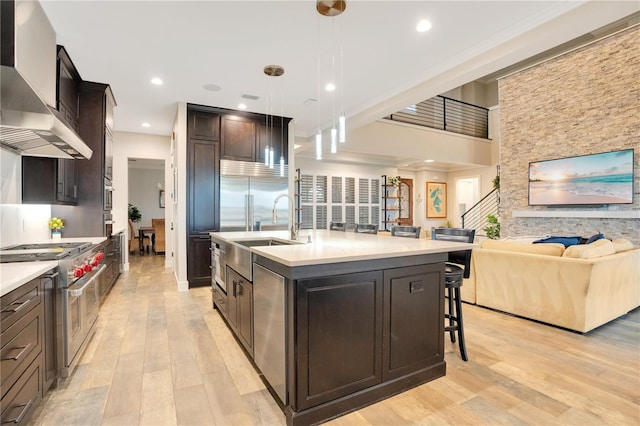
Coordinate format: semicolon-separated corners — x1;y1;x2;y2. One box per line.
63;264;104;375
0;241;106;379
104;178;113;211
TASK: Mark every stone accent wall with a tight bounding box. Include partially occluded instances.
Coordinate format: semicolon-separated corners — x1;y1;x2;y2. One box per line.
498;26;640;245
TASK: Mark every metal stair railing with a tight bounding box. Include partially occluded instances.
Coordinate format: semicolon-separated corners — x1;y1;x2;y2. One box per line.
461;188;499;236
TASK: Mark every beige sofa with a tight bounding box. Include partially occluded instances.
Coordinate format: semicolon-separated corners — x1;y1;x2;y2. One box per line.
467;238;640;333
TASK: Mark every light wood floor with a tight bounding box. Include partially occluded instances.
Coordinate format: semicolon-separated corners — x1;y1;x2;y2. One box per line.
30;254;640;425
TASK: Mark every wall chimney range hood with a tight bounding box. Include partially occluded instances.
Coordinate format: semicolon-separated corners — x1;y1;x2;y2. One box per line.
0;0;93;160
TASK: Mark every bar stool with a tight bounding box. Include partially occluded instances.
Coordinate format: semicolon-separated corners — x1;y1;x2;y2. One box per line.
330;222;346;231
433;227;475;361
355;224;378;234
391;225;421;238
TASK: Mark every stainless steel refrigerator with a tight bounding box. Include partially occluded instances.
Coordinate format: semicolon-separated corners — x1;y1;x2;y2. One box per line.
219;160;289;232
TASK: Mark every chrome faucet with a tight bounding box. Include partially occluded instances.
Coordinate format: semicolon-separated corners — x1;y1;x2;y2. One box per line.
273;194;298;241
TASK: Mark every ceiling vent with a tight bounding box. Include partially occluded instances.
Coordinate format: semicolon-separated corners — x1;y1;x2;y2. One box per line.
241;94;260;100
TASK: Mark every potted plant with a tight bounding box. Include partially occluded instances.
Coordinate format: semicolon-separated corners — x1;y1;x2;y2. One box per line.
387;176;400;187
492;175;500;191
128;203;142;223
48;217;64;241
484;214;500;239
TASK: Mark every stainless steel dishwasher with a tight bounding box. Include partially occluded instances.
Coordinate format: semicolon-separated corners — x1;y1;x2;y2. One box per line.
253;263;286;403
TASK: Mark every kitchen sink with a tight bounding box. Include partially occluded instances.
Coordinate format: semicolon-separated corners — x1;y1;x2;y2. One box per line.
228;238;301;281
235;239;300;248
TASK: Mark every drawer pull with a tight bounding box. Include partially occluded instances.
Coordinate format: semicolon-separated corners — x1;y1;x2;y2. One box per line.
1;299;31;314
2;343;31;361
4;398;33;424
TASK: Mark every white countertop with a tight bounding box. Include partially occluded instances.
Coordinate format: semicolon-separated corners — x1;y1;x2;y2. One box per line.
0;261;58;297
38;237;108;245
211;230;478;267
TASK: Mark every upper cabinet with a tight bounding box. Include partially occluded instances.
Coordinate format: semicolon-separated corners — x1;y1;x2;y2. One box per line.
189;110;220;142
221;115;256;162
56;45;81;133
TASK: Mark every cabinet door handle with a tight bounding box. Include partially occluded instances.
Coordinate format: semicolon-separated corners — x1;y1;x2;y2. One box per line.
2;343;31;361
1;298;31;314
5;398;33;424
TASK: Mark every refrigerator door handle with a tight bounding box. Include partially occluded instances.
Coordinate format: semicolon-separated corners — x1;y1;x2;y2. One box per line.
249;194;255;231
244;194;250;231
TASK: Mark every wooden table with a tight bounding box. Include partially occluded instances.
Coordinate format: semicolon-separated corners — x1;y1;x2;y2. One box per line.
138;227;154;254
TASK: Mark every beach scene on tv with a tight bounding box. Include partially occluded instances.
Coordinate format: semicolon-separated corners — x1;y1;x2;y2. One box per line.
529;149;634;205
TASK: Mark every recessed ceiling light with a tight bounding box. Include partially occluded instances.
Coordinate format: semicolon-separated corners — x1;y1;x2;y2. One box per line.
203;84;222;92
238;103;247;110
416;19;432;33
151;77;163;85
424;159;434;163
325;83;336;92
142;122;151;128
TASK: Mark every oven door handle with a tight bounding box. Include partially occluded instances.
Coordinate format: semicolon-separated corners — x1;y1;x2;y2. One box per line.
68;265;106;297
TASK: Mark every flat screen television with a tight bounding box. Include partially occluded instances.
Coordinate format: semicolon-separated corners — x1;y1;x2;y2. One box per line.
528;148;634;206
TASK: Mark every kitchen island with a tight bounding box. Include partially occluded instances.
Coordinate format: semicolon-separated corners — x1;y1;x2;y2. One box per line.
210;230;476;426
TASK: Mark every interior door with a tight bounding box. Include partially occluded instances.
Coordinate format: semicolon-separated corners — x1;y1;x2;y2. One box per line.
398;178;413;226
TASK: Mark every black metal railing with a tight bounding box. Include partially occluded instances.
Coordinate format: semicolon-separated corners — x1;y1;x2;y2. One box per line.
386;95;489;139
461;188;499;235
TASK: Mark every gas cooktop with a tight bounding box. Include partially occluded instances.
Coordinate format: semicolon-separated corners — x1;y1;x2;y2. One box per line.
0;242;92;263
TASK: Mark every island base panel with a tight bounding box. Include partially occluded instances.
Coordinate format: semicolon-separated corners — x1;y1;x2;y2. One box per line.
285;362;446;426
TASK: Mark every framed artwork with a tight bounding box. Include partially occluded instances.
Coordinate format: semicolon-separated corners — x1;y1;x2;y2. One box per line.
426;182;446;218
159;190;165;208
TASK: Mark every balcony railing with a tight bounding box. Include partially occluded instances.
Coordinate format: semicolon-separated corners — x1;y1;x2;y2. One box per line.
386;95;489;139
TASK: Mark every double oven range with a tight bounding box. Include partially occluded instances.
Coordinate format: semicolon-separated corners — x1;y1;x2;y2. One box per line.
0;241;106;378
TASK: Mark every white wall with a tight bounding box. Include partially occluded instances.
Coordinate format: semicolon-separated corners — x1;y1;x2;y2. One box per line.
173;103;188;291
128;167;165;227
0;204;51;247
113;131;172;270
0;149;21;204
0;149;53;246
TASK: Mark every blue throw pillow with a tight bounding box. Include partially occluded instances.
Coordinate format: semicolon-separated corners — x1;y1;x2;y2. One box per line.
585;233;605;244
533;236;581;247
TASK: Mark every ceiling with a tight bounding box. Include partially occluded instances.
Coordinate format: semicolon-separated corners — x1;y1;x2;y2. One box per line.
41;1;639;170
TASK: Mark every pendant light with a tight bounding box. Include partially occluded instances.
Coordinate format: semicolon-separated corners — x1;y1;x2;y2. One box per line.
317;0;347;151
263;64;285;169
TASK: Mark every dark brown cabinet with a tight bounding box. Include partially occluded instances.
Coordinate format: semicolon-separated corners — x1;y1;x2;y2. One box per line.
295;271;383;410
52;81;116;237
189;110;220;141
221;115;256;161
225;267;253;355
57;158;78;204
56;45;81;133
185;104;290;288
382;264;443;381
186;106;220;288
0;275;46;426
187;236;214;288
277;259;445;425
22;157;78;205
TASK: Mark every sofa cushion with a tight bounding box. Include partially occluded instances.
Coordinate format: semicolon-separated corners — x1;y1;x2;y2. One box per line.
481;239;565;256
612;238;635;253
563;238;616;259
